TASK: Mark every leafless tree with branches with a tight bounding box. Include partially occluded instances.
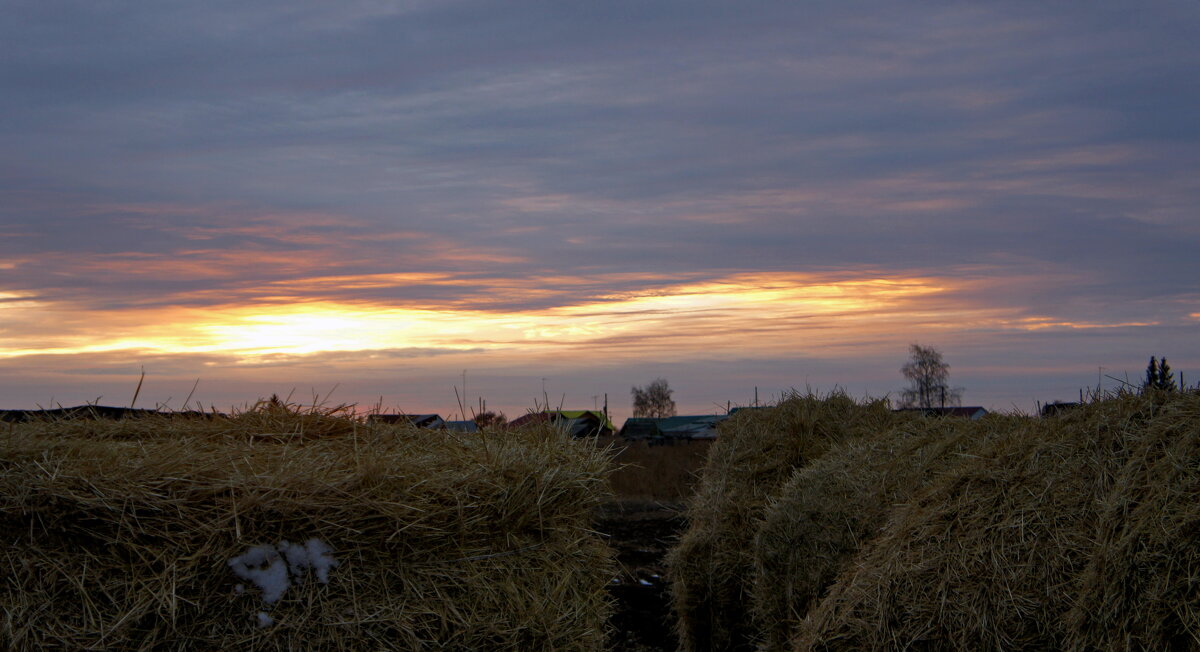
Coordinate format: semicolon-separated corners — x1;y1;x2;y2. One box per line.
632;378;677;418
899;344;962;409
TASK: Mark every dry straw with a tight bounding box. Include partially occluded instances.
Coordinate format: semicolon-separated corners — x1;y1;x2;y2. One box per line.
751;413;1010;650
1;400;614;650
666;390;897;652
794;391;1200;650
1064;392;1200;651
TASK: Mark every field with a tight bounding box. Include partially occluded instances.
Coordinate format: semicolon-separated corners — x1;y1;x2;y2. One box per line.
5;392;1198;651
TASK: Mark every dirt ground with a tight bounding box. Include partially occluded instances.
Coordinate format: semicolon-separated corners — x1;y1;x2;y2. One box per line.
595;500;689;652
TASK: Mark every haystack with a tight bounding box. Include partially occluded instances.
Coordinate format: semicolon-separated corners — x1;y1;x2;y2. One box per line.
751;414;1007;650
0;403;614;650
666;391;896;652
794;391;1200;650
1064;392;1200;650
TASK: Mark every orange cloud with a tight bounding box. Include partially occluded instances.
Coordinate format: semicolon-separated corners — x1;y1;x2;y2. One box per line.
0;271;980;366
1002;316;1159;331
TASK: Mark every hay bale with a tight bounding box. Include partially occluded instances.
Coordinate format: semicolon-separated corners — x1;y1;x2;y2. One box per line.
794;392;1199;650
0;407;613;650
751;415;1006;650
666;391;896;652
1064;394;1200;650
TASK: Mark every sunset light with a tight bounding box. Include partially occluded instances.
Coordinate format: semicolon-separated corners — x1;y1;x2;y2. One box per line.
3;5;1198;650
0;1;1195;419
0;273;965;363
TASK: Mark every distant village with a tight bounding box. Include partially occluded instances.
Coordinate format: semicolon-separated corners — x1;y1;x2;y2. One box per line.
11;350;1188;444
0;402;1001;445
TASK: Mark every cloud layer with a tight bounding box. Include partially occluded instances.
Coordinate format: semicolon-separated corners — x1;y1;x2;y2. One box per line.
2;1;1198;417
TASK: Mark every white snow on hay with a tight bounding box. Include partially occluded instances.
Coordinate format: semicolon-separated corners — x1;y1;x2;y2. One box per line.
279;538;340;584
228;537;339;614
227;544;290;604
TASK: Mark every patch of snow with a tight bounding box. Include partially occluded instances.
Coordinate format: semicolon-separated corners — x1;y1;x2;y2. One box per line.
234;584;244;594
227;544;290;604
256;612;274;628
228;537;339;606
279;538;340;584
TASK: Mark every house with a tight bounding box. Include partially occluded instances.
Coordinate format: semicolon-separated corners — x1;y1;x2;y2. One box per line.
618;418;663;440
367;413;445;429
894;406;989;420
619;414;728;442
444;420;480;433
508;410;615;437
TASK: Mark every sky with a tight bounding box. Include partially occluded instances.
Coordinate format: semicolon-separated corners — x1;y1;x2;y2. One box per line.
2;1;1198;422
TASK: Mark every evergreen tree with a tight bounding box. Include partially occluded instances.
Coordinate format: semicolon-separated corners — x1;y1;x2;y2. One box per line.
1157;357;1178;391
1144;356;1160;390
1144;356;1178;392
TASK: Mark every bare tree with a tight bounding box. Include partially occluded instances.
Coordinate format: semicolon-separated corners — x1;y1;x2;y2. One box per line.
899;344;962;409
632;378;677;418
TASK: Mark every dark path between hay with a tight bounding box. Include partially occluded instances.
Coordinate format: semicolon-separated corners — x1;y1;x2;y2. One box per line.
595;501;687;652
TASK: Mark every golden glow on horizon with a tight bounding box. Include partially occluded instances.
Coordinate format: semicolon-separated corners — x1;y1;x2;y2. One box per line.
0;272;958;362
3;271;1164;366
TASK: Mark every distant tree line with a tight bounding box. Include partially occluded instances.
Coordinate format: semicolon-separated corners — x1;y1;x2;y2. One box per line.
629;349;1187;420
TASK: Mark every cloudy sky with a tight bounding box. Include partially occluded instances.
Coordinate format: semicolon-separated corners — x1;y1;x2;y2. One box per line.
2;1;1198;420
